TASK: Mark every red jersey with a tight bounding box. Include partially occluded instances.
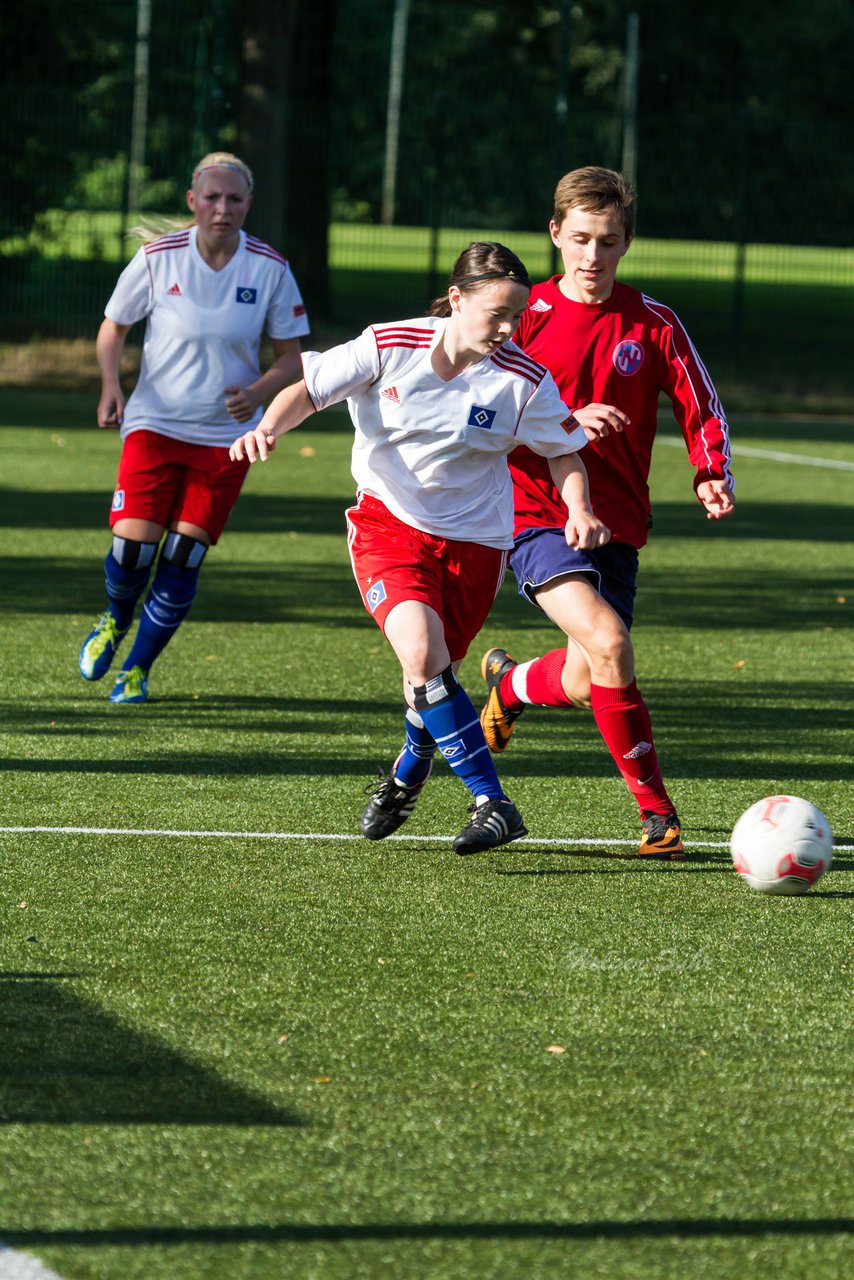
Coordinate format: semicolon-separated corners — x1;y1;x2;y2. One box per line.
511;278;732;547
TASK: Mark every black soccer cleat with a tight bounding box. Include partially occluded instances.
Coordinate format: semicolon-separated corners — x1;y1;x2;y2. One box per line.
452;797;528;855
360;770;428;840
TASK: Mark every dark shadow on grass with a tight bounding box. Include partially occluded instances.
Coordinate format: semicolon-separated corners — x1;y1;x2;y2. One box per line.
723;420;854;446
649;500;852;544
0;398;354;434
7;751;842;784
489;569;853;632
0;974;300;1126
496;848;852;887
0;693;385;777
0;392;100;429
497;871;854;890
3;532;851;637
502;846;732;863
0;754;370;777
496;864;730;876
828;854;854;869
0;971;87;980
471;677;853;784
0;695;377;736
0;486;352;538
3;1217;852;1248
0;556;364;626
227;492;351;536
2;676;850;784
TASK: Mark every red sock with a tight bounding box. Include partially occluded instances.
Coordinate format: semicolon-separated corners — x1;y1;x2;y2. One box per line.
589;680;675;816
501;648;572;710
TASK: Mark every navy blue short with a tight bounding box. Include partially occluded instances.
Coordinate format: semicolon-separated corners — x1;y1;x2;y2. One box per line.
509;527;640;629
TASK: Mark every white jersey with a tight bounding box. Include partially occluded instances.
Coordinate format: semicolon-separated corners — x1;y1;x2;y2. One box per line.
301;316;587;549
105;225;310;448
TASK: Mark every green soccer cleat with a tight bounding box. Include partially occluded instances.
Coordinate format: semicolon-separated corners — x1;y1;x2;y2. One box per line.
109;665;149;705
79;612;129;682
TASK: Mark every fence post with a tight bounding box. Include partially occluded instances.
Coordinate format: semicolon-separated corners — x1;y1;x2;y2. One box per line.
127;0;152;219
621;12;640;188
382;0;410;226
427;90;447;303
731;106;753;354
551;0;572;275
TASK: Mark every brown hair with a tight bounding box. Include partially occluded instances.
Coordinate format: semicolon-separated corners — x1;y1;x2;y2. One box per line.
428;241;531;317
552;166;636;240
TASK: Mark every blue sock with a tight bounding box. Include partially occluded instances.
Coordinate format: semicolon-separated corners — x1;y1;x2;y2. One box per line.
413;671;504;802
392;708;437;788
103;543;157;631
122;558;200;673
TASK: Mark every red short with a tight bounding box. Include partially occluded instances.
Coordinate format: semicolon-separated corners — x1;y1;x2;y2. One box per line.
110;429;250;543
345;493;508;663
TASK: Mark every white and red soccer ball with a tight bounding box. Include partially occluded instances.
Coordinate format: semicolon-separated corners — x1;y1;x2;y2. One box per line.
730;795;833;895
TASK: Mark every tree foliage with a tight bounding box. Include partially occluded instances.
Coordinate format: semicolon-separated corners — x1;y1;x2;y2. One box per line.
327;0;853;240
1;0;851;246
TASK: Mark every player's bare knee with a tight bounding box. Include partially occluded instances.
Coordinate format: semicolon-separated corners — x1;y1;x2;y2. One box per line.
586;620;634;687
392;627;449;687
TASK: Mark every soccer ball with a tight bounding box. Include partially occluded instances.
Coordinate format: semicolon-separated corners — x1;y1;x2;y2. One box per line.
730;795;833;895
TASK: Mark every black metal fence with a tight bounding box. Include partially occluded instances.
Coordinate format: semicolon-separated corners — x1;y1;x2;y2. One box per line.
1;1;852;404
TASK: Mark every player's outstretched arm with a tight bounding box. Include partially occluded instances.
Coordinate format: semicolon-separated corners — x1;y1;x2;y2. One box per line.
572;402;630;442
548;452;611;550
229;381;316;463
697;478;736;521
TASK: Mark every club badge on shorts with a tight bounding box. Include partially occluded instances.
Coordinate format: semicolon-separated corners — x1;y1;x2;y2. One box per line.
111;489;125;511
366;580;387;612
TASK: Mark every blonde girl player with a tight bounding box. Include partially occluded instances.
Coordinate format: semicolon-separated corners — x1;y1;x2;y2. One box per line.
78;151;310;703
231;241;610;855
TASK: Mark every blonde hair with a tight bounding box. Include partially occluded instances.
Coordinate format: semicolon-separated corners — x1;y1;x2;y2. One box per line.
553;166;636;240
191;151;254;194
129;152;254;244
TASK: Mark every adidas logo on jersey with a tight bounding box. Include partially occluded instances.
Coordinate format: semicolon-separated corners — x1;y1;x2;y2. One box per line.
167;282;182;296
530;298;551;312
380;386;400;405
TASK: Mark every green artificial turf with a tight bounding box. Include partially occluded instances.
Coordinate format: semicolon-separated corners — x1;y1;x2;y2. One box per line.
0;395;852;1279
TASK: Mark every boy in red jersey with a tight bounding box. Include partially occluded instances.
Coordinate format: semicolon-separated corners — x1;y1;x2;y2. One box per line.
479;166;735;857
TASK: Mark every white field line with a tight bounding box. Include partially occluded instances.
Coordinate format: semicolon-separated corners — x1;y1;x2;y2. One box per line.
0;1246;67;1280
1;825;851;852
657;435;854;470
